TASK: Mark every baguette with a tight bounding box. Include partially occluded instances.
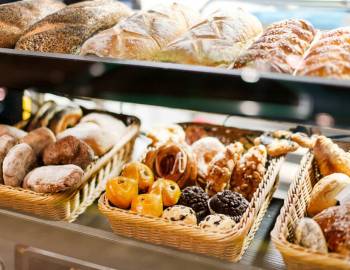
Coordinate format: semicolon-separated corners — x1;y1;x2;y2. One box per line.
16;0;132;54
0;0;65;48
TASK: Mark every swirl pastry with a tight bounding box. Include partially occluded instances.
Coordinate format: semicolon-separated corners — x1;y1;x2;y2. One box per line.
233;19;316;74
231;145;267;200
296;27;350;79
158;9;262;66
143;142;197;188
314;136;350;177
206;142;244;197
146;124;186;147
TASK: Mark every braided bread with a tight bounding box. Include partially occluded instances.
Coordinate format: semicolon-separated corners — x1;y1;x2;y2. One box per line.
233;19;316;74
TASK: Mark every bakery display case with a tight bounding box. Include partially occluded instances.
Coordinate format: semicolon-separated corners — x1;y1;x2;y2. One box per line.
0;0;350;269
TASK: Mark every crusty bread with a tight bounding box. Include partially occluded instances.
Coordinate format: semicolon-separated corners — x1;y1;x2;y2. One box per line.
20;127;56;156
233;19;316;73
0;0;65;48
16;0;132;54
0;135;17;184
157;9;263;66
0;124;27;139
80;3;201;60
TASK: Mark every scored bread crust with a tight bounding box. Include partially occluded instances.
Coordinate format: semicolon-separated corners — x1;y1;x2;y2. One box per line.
16;0;132;54
0;0;65;48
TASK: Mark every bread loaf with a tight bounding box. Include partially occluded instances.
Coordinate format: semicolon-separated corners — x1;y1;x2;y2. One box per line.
296;27;350;79
80;113;125;136
157;9;263;66
0;135;17;184
233;19;316;73
0;0;65;48
0;124;27;139
20;127;56;156
80;3;201;60
16;0;132;54
49;106;83;134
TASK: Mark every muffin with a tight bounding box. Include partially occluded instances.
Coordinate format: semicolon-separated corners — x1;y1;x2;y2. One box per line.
178;186;210;221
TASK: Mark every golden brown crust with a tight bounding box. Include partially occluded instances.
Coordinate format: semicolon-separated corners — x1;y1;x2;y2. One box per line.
266;139;299;157
291;132;315;149
48;106;83;134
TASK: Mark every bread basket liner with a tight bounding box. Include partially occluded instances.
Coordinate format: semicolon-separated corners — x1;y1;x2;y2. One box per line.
0;109;140;222
99;123;284;262
271;141;350;270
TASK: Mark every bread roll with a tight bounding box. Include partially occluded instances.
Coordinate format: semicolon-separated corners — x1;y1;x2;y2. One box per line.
23;164;84;193
80;3;201;60
80;113;125;136
0;0;65;48
307;173;350;217
233;19;316;73
3;143;36;187
158;9;262;66
16;0;132;54
27;100;57;131
20;127;56;156
0;135;17;184
0;124;27;139
49;106;83;134
297;27;350;79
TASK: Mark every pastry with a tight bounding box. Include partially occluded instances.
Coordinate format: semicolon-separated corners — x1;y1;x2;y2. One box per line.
296;27;350;79
0;135;17;184
150;178;181;207
184;125;208;145
106;176;138;209
231;145;267;200
162;205;197;226
313;136;350;177
177;186;209;221
131;193;163;217
233;19;316;74
266;139;299;157
199;214;236;233
0;124;27;139
80;3;201;60
158;9;263;66
16;0;132;54
291;132;315;149
26;101;57;131
191;137;225;182
307;173;350;217
206;142;244;196
272;130;293;139
20;127;56;156
3;143;36;187
121;162;154;193
49;106;83;134
43;135;94;170
23;164;84;193
294;217;328;253
208;190;249;223
314;205;350;256
0;0;65;48
143;142;197;188
146;124;185;147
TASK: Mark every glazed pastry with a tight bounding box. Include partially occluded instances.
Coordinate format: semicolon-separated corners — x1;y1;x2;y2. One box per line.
307;173;350;217
266;139;299;157
206;142;244;196
199;214;236;233
191;137;225;182
291;132;315;149
184;125;208;145
81;3;201;60
16;0;132;54
208;190;249;223
121;162;154;193
158;9;263;66
0;124;27;139
43;136;94;170
49;106;83;134
106;176;138;209
162;205;197;226
178;186;209;221
150;178;181;207
0;135;17;184
20;127;56;156
3;143;36;187
0;0;65;48
296;27;350;79
23;164;84;193
294;217;328;254
131;193;163;217
313;136;350;177
231;145;267;200
146;124;186;147
27;101;57;131
233;19;316;74
314;205;350;256
143;142;197;188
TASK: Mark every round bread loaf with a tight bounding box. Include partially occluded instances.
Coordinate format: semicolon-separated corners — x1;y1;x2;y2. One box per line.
20;127;56;156
0;124;27;139
0;135;17;184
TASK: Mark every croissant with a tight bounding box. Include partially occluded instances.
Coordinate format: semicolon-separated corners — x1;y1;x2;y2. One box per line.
296;27;350;79
313;136;350;177
233;19;316;74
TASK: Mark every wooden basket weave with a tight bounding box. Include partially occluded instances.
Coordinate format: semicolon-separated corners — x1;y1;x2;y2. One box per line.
271;142;350;270
99;123;284;262
0;109;140;222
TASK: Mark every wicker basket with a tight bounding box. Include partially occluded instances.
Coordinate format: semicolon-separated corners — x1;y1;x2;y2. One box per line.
0;109;140;222
99;123;284;262
271;142;350;270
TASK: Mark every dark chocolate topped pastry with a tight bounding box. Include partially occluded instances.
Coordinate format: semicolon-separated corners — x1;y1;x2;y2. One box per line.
178;186;209;221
